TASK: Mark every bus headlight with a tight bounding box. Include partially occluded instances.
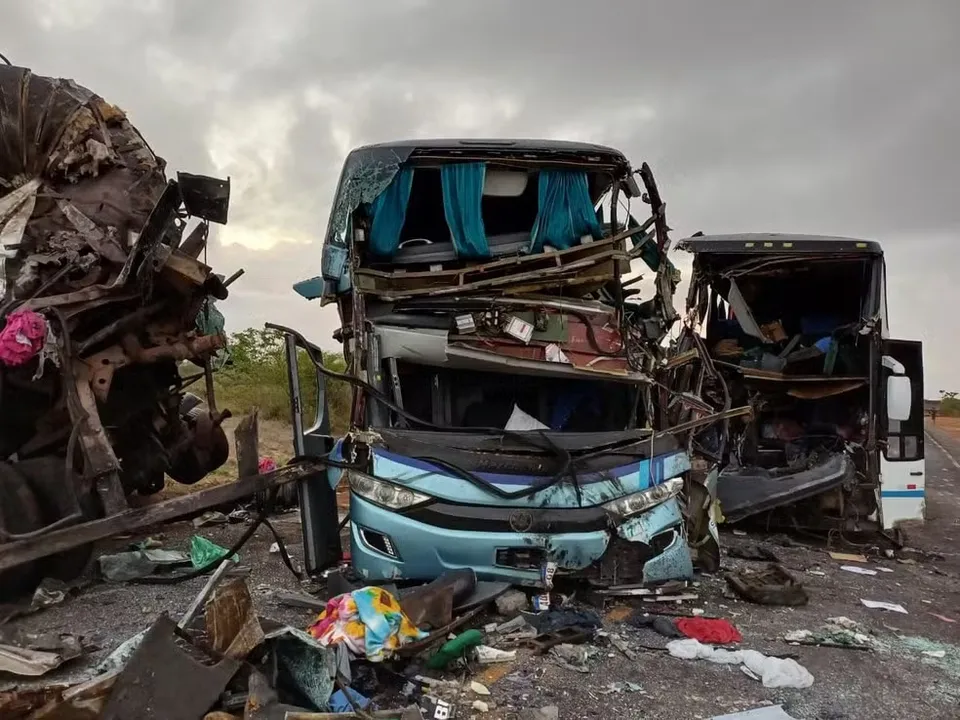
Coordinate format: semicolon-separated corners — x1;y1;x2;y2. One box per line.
348;471;431;510
602;477;684;521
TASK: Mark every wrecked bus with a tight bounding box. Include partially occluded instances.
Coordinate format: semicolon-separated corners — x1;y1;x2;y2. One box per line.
665;233;924;538
279;139;726;587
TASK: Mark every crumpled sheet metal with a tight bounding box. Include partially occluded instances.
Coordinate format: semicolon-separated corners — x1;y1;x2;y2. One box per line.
262;625;336;711
100;615;240;720
204;577;264;659
0;64;168;301
0;632;83;677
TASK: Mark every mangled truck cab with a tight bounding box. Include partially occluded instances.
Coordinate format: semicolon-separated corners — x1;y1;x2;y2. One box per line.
284;139;724;588
0;64;234;598
665;234;924;537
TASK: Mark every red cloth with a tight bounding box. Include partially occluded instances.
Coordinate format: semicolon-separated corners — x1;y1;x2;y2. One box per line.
0;309;46;366
675;617;742;644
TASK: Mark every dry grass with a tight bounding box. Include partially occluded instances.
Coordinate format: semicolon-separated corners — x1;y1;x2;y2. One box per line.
933;415;960;442
153;415;295;500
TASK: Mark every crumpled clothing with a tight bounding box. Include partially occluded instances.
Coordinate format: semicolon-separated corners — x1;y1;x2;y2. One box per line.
676;617;742;644
0;309;47;366
307;586;427;662
666;638;814;689
629;613;685;639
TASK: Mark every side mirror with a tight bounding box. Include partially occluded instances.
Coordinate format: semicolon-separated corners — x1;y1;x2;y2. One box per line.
887;375;912;421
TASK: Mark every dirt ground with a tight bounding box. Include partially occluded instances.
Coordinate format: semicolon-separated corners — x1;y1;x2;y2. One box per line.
3;422;960;719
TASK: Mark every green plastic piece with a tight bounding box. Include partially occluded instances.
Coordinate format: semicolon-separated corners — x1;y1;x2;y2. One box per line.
426;629;484;670
190;535;238;569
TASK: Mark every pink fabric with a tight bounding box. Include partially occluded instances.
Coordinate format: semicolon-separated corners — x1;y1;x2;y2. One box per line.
0;310;47;366
258;457;278;474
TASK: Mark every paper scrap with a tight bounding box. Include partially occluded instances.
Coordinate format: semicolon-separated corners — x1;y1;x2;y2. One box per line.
545;343;571;364
711;705;799;720
841;565;878;576
829;552;868;563
929;613;957;623
922;650;946;659
861;599;908;614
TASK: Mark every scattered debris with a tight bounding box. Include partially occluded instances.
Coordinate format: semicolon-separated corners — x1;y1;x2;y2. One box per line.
601;681;645;694
474;645;517;664
0;634;83;677
667;638;814;689
711;706;799;720
727;544;781;562
929;613;957;623
549;643;594;673
399;569;476;630
98;547;191;582
861;599;908;614
426;629;484;669
308;587;427;662
100;616;239;720
329;687;372;713
830;552;868;563
629;613;686;639
840;565;878;576
675;617;742;644
193;511;229;528
470;681;490;696
726;565;809;606
495;589;528;616
519;706;560;720
784;617;875;650
204;577;264;659
190;536;239;569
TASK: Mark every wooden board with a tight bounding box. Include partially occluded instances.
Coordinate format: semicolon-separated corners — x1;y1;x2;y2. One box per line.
0;462;321;573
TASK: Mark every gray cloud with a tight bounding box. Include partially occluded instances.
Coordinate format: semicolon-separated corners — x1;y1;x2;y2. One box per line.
2;0;958;391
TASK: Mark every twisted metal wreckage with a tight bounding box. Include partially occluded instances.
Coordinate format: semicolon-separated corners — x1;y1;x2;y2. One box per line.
0;63;283;598
0;66;757;598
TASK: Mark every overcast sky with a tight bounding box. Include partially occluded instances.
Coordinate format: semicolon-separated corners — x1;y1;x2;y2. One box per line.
3;0;958;393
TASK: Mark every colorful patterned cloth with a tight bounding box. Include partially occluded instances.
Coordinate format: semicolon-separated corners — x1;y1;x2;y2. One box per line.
307;586;427;662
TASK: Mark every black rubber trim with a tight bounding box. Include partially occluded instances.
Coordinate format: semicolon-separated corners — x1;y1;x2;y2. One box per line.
401;499;613;534
375;429;679;476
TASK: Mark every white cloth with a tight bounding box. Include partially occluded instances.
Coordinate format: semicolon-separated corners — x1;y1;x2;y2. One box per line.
666;639;814;689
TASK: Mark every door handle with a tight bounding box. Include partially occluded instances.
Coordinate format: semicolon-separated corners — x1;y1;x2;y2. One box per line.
909;471;923;476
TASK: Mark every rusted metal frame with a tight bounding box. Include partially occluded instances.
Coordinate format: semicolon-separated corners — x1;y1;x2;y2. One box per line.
0;461;321;573
350;233;368;429
73;369;126;515
75;301;163;355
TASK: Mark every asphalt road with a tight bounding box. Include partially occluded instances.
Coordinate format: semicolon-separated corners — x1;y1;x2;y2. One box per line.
3;424;960;719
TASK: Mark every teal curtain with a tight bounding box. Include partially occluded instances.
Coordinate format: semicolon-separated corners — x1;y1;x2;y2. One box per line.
441;163;489;259
369;167;414;257
530;170;602;253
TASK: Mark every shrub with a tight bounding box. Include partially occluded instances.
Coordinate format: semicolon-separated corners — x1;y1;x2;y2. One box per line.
194;328;351;435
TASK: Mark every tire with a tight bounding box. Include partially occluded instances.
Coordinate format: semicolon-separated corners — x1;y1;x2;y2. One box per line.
16;457;100;585
0;462;44;601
